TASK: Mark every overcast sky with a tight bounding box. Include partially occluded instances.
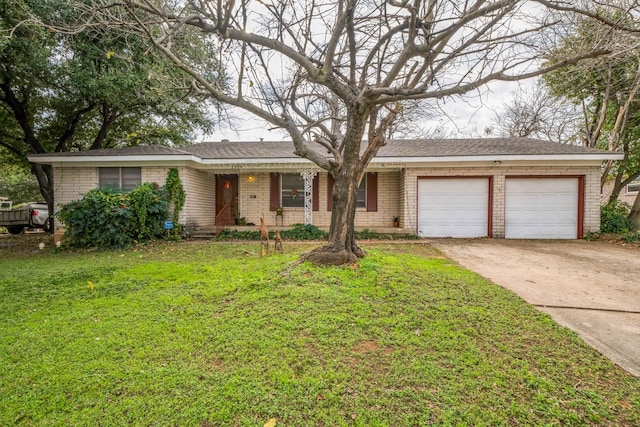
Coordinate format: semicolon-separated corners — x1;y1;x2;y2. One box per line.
202;78;529;142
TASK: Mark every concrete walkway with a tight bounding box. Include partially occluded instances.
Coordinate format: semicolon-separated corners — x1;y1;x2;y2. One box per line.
430;239;640;378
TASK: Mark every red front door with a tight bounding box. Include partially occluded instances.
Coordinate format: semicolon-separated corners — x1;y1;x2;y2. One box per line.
215;174;238;225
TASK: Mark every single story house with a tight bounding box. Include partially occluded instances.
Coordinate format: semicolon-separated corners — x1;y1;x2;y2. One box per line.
28;138;623;239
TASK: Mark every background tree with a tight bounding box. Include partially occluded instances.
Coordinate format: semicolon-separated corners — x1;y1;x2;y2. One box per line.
493;81;581;144
0;149;40;203
544;13;640;226
63;0;638;263
0;0;222;226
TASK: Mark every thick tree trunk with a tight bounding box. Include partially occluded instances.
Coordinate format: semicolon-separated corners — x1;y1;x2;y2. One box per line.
300;167;365;265
30;162;54;233
293;101;395;266
608;170;640;205
296;103;376;266
629;191;640;230
608;172;625;204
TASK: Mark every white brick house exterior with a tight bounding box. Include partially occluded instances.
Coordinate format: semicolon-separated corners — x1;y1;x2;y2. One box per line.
30;138;621;239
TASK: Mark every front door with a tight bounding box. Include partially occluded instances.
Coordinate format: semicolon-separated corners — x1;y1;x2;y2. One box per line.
215;174;238;225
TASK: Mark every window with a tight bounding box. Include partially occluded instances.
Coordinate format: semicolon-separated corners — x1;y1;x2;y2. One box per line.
356;178;366;208
627;179;640;194
99;167;141;190
281;174;305;208
270;173;319;211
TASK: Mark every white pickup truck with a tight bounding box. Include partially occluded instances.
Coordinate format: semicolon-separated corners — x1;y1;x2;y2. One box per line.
0;200;51;234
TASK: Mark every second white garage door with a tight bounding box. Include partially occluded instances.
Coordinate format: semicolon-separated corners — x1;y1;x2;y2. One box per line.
418;178;490;238
505;177;579;239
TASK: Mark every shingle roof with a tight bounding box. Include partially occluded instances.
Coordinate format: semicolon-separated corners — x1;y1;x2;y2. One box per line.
28;137;617;162
182;138;611;159
30;144;191;157
376;138;608;157
182;140;297;158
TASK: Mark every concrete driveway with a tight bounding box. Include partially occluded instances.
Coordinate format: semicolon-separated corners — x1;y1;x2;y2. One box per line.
430;239;640;377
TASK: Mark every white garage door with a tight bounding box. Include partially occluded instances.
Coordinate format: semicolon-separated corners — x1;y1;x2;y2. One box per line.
418;178;489;238
505;178;579;239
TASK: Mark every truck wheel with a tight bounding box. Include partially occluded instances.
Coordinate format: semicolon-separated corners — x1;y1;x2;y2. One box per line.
7;226;24;235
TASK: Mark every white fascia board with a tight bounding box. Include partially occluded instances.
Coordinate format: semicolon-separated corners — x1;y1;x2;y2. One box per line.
371;153;624;163
198;157;313;165
27;154;198;165
29;152;624;168
191;163;321;173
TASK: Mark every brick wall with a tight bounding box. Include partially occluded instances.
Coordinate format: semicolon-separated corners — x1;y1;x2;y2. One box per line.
398;169;407;229
238;172;271;226
181;168;216;230
402;164;602;237
52;163;603;237
141;167;170;187
237;171;401;228
52;166;98;228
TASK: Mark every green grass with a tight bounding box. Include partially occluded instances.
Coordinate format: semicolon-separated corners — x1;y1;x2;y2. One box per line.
1;241;639;426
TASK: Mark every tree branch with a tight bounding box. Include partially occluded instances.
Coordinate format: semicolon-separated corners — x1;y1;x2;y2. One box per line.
534;0;640;33
55;103;97;152
0;82;45;154
369;48;611;103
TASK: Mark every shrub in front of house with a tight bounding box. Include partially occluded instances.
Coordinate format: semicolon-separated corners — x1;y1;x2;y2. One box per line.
215;224;419;241
600;201;633;234
280;224;329;240
57;183;169;249
215;224;328;241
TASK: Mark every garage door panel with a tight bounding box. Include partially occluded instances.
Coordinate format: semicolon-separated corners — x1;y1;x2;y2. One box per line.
505;178;579;239
418;178;489;238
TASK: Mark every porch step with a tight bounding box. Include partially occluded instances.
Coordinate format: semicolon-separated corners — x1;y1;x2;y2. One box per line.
188;231;216;240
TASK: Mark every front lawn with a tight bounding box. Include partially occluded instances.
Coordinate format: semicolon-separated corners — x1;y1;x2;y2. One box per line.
1;241;638;425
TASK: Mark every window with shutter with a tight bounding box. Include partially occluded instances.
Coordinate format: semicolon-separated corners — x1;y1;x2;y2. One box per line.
281;174;305;208
270;173;319;209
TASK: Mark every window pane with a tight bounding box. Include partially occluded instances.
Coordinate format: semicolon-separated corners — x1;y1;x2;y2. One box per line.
356;177;366;208
281;174;305;208
627;182;640;193
121;167;142;190
99;168;120;189
98;167;141;190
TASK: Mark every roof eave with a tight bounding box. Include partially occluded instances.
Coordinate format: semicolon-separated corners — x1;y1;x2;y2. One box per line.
28;152;624;166
371;153;624;163
27;154;199;165
198;157;311;165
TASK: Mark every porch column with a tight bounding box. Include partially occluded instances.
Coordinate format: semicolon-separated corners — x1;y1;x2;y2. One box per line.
300;170;317;225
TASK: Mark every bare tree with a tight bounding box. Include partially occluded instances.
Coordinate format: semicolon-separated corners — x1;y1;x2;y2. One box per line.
543;10;640;212
493;81;581;143
52;0;638;264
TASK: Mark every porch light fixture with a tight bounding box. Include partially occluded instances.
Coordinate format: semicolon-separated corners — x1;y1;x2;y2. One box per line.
247;174;255;183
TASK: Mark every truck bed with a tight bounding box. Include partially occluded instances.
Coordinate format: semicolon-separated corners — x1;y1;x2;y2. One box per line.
0;209;30;226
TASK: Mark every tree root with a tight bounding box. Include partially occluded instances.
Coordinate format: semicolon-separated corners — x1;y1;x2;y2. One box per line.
297;243;364;266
